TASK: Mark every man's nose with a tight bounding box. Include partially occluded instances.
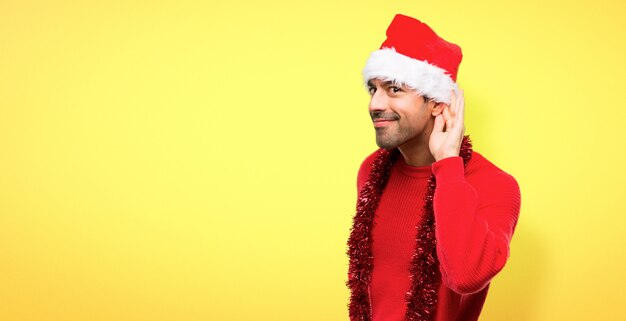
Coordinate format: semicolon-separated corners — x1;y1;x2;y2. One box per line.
368;89;388;113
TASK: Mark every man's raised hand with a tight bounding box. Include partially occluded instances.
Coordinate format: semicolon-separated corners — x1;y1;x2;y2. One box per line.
428;89;466;161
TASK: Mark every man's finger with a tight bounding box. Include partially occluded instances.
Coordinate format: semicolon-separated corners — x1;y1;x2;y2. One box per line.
450;90;457;116
451;89;461;116
456;90;465;123
442;104;451;122
457;95;465;122
432;114;445;133
455;89;465;114
446;118;454;132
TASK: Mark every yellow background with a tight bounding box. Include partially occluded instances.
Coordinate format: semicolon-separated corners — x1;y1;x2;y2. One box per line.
1;0;625;320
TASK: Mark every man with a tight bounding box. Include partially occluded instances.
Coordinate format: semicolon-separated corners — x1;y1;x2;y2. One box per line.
347;14;521;321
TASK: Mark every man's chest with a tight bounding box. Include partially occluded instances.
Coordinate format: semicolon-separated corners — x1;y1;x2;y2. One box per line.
371;179;428;262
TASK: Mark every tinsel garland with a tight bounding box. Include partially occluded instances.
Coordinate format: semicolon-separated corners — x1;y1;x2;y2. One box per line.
347;135;473;321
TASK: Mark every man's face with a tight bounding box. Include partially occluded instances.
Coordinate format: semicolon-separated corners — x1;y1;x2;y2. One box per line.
367;78;434;150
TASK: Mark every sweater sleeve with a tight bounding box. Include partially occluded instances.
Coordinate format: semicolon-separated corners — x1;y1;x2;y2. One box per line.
431;156;521;294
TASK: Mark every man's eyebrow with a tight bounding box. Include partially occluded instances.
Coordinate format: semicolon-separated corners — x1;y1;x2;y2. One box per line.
366;80;399;87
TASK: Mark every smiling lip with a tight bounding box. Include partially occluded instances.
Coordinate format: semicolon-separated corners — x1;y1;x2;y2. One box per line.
373;120;395;128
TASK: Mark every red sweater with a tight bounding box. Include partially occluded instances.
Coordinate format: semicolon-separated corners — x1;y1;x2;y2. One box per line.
356;151;521;321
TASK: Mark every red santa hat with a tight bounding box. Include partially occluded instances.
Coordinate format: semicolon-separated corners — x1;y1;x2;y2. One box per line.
363;14;463;104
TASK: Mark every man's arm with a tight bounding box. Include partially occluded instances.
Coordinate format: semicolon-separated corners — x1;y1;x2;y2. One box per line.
427;88;521;294
432;157;521;294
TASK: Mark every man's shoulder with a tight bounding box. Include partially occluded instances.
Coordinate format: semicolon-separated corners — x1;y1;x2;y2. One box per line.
359;149;382;173
467;151;522;224
467;151;520;191
356;149;385;192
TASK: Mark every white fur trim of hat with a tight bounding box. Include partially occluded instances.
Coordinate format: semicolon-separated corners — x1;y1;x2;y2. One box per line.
362;47;459;104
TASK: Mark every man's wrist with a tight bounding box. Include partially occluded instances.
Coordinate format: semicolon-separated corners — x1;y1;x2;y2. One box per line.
432;156;465;182
434;152;460;162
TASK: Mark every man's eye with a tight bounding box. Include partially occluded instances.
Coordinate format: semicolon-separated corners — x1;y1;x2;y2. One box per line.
390;86;401;93
368;87;376;95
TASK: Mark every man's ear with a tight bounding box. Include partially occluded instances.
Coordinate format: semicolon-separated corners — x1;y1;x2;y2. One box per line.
431;101;447;116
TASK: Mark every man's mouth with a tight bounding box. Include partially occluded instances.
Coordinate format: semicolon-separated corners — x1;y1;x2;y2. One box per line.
373;119;396;128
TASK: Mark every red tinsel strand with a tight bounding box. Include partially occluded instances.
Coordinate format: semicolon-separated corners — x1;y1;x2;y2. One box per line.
405;135;473;321
347;136;473;321
405;175;440;321
347;148;400;321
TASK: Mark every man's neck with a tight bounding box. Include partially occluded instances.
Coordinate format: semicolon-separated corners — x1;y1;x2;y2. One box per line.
397;132;436;167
